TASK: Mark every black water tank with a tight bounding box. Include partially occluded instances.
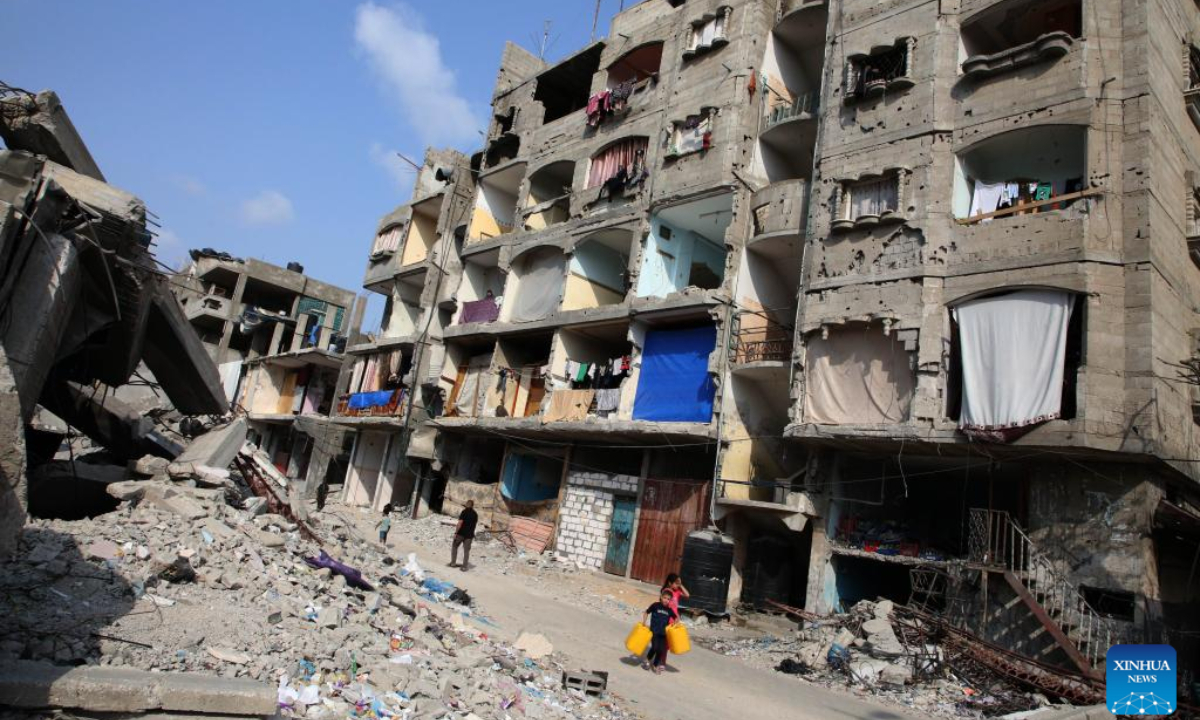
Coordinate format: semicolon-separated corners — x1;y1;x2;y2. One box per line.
287;261;304;274
680;531;734;615
742;535;792;609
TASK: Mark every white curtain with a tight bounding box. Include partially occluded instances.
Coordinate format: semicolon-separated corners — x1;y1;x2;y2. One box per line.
954;289;1074;431
850;177;897;218
805;326;914;424
510;250;566;322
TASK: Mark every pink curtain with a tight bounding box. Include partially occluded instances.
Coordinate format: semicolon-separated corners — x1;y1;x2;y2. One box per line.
587;138;647;188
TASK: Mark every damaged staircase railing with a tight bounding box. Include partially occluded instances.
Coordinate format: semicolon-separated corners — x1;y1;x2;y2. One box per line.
968;508;1115;678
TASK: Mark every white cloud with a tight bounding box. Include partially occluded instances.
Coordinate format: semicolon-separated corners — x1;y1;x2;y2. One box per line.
154;229;189;271
355;2;482;147
240;190;294;226
369;142;416;194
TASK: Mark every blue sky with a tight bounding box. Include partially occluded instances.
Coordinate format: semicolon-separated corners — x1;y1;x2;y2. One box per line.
0;1;625;328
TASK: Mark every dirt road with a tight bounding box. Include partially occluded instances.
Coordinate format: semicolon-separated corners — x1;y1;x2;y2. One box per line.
382;529;920;720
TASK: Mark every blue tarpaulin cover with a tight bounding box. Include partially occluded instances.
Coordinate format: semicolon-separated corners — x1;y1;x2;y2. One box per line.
633;325;717;422
348;390;395;410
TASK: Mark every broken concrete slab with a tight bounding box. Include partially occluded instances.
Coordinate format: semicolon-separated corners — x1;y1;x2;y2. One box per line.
40;382;179;462
133;455;171;477
142;284;228;417
0;90;105;181
174;418;246;471
0;660;276;715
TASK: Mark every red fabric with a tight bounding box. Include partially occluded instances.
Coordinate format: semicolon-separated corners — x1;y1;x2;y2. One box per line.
587;138;647;189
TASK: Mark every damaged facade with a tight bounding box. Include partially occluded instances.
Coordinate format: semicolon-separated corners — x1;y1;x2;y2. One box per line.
338;0;1200;688
0;83;227;553
172;252;363;506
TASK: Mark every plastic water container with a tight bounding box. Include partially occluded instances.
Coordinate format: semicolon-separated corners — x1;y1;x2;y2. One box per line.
625;623;652;655
666;623;691;655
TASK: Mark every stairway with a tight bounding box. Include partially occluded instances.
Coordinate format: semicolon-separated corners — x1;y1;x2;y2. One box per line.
968;508;1114;678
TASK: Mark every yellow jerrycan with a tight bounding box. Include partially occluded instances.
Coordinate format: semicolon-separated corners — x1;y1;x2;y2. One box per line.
625;623;652;655
666;623;691;655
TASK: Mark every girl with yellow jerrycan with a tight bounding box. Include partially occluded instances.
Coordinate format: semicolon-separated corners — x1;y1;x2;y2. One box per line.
625;588;690;674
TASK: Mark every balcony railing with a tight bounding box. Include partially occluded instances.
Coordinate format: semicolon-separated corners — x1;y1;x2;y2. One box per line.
733;324;793;364
764;91;819;129
337;388;407;418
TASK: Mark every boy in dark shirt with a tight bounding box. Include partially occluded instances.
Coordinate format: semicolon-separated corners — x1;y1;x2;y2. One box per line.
642;588;677;674
450;500;478;571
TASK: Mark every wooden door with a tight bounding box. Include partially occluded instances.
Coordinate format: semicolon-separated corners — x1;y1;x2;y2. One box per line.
630;478;710;584
604;495;637;576
524;376;547;417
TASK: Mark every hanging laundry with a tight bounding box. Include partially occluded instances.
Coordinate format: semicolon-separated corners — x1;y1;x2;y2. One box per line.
969;181;1006;219
596;388;622;415
574;362;591;383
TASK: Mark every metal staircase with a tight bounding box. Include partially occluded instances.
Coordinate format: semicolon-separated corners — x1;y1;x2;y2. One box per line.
968;509;1115;678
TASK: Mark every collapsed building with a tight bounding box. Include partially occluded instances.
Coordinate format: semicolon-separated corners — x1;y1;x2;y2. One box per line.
331;0;1198;691
172;252;363;504
0;83;227;553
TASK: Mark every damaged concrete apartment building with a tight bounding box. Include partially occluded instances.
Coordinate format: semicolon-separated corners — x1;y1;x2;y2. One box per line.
336;0;1200;682
172;251;362;499
0;84;227;553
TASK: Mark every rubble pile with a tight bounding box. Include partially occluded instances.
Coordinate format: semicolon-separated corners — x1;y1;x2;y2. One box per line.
0;462;638;720
701;600;1050;719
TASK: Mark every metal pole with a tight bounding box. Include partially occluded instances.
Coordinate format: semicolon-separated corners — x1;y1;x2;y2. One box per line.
591;0;601;42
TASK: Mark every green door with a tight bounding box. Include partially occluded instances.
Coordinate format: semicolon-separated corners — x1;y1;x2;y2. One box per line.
604;496;636;576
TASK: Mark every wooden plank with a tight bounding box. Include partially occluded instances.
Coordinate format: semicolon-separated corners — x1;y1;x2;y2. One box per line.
955;188;1102;225
1002;570;1097;678
510;516;555;554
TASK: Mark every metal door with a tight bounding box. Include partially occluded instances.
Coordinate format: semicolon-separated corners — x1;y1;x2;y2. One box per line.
604;496;637;576
630;478;710;584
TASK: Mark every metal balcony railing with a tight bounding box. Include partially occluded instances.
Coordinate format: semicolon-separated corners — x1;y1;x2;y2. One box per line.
764;91;819;129
733;324;793;364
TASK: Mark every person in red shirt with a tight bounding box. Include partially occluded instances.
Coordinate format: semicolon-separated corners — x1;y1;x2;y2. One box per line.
663;573;689;615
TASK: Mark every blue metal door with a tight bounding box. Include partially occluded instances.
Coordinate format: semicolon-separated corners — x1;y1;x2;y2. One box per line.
604;496;636;576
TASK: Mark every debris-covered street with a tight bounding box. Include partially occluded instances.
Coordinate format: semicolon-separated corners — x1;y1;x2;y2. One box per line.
4;0;1200;718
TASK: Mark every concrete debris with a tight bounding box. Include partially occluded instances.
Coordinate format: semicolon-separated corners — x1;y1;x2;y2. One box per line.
514;632;554;660
133;455;171;477
0;659;277;716
173;418;248;474
704;599;1052;718
0;485;636;720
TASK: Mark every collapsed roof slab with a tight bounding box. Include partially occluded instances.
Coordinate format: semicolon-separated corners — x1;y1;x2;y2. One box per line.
141;282;228;416
0;90;104;182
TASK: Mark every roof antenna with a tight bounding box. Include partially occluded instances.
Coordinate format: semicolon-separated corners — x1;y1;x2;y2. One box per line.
591;0;601;42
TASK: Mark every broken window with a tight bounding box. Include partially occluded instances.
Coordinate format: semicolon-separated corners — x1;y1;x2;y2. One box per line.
1187;45;1200;129
501;449;565;502
467;163;524;243
844;38;915;102
562;230;633;311
665;108;717;159
954;124;1087;223
960;0;1080;79
804;323;915;425
372;223;404;257
586;137;649;197
949;289;1081;441
831;170;908;231
683;7;732;59
1079;586;1136;623
534;45;604;124
636;193;732;298
607;42;664;88
524;161;575;231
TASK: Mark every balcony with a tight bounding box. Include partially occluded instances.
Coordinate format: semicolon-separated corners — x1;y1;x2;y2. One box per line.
779;0;826;21
337;388;408;418
733;322;793;365
763;91;819;130
750;179;809;239
961;32;1073;81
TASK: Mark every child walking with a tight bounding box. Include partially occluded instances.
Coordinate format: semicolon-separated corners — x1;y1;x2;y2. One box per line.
664;573;689;615
642;588;677;674
376;506;392;544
